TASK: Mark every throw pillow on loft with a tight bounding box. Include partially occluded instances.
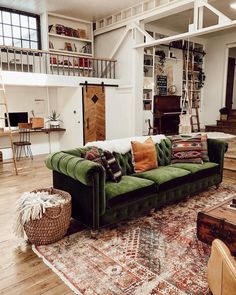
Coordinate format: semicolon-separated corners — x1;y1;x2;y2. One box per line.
171;134;203;164
131;137;158;173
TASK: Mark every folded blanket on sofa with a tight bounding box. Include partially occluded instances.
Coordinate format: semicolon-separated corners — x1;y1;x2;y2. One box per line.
85;135;166;154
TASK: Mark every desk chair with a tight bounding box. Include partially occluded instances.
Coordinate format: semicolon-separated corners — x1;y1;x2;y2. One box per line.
148;119;158;135
13;123;33;161
207;239;236;295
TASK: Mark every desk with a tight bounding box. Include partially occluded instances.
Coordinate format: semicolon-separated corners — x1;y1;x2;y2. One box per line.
0;128;66;153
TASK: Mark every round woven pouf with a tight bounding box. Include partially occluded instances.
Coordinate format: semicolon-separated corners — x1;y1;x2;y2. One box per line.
24;188;71;245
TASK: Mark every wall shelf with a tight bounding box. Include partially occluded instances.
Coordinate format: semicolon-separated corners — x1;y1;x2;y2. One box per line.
48;13;94;57
48;33;92;43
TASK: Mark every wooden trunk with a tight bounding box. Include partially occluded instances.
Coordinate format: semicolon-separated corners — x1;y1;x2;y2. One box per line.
197;198;236;255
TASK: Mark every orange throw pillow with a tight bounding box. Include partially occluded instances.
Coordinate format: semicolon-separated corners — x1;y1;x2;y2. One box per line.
131;137;158;173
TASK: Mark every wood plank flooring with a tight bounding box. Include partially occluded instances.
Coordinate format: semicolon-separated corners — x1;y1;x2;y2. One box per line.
0;153;235;294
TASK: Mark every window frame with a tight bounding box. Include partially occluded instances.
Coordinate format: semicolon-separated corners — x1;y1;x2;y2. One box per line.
0;6;41;50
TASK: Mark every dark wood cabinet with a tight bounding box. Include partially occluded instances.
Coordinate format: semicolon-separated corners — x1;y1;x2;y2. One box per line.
153;95;181;135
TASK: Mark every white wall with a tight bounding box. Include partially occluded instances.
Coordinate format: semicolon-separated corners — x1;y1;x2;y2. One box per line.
95;26;144;136
56;87;84;149
203;30;236;126
1;86;60;159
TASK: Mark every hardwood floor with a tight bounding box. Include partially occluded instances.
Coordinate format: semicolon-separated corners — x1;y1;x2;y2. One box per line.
0;153;235;294
0;155;72;295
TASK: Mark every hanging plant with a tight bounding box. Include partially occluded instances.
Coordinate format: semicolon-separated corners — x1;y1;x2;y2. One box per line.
155;50;166;74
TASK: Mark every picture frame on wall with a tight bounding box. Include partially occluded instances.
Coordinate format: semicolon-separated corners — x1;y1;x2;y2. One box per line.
65;42;73;51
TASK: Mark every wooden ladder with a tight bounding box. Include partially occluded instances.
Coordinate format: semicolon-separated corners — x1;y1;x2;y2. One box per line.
0;72;18;175
188;52;201;132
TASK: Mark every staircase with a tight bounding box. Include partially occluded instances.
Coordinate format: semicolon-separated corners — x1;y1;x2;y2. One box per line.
205;109;236;135
224;137;236;181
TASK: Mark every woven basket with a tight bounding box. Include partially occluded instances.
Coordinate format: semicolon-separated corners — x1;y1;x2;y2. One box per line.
24;188;71;245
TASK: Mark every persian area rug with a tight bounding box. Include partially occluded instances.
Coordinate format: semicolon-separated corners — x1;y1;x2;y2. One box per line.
33;184;236;295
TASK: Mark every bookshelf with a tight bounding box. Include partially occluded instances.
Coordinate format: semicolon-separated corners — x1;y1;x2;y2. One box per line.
47;13;93;57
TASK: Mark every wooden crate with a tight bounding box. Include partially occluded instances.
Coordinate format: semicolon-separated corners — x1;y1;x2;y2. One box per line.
30;117;44;129
197;198;236;255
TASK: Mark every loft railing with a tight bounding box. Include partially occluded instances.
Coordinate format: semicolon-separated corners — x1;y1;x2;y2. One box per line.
0;45;116;79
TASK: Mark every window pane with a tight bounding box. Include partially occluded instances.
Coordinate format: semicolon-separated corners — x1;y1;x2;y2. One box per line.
13;38;21;47
12;13;20;26
0;26;2;35
13;26;21;38
30;41;37;49
2;11;11;24
20;15;28;27
0;12;2;23
0;36;3;45
3;25;12;37
29;17;36;29
21;28;29;40
4;37;13;46
29;29;37;41
22;40;29;48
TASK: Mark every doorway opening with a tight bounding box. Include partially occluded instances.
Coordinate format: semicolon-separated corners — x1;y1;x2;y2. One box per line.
225;47;236;112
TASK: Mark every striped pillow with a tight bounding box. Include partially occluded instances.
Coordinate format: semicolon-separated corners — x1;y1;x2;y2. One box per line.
103;150;122;183
171;134;203;164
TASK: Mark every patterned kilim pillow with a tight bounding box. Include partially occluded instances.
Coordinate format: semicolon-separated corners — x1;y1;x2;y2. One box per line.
201;134;209;162
171;134;203;164
84;147;104;166
103;150;122;183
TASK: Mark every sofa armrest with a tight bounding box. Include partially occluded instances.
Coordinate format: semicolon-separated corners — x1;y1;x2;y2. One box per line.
45;152;106;217
45;152;105;185
207;139;228;180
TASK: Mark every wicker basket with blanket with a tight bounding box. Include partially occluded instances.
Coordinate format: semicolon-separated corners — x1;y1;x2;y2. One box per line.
14;188;71;245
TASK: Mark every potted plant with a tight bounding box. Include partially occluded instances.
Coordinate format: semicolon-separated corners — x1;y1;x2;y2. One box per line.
219;107;229;121
47;110;62;128
155;49;166;74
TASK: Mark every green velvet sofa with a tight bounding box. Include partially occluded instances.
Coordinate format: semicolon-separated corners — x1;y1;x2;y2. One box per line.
45;138;228;230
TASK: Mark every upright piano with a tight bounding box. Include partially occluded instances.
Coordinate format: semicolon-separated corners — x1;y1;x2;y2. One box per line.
153;95;181;135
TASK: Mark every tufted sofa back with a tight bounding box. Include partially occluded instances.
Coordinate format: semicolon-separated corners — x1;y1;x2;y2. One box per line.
114;138;172;175
65;138;172;176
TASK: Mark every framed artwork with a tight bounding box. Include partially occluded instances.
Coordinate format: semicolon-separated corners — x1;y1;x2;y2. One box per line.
65;42;73;51
78;29;87;39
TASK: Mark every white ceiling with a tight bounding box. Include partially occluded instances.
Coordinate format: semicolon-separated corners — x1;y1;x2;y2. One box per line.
149;0;236;33
0;0;144;21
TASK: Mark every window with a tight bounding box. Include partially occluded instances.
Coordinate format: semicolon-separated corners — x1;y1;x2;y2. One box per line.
0;7;41;50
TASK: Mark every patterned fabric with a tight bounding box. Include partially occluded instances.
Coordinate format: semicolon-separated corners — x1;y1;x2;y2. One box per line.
83;147;103;165
131;137;158;173
34;184;236;295
201;134;210;162
171;134;203;164
103;150;122;183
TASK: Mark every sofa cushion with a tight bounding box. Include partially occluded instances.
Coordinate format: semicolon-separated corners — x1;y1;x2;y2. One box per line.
103;150;122;183
132;166;191;191
171;162;220;181
131;137;158;173
201;134;210;162
171;134;203;164
105;176;156;207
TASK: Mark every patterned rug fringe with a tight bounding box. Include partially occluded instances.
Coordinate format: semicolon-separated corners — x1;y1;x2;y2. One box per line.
32;245;82;295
